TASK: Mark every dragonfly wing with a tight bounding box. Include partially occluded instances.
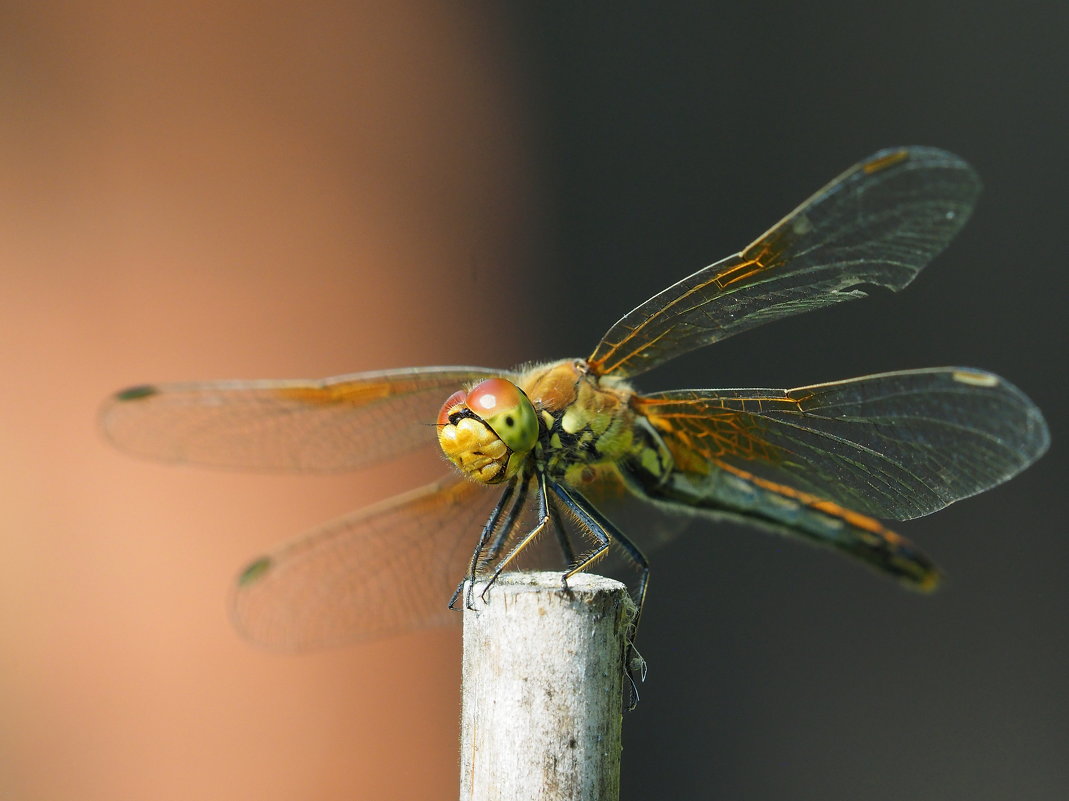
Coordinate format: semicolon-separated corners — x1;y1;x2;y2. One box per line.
589;147;980;377
635;368;1049;521
232;474;504;648
100;366;507;472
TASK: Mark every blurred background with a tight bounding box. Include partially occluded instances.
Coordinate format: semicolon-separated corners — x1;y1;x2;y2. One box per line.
1;2;1065;800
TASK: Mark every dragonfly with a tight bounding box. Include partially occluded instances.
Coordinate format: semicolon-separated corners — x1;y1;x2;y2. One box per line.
101;146;1049;650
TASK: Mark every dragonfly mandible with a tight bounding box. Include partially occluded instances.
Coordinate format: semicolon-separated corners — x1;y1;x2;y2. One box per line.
101;146;1049;649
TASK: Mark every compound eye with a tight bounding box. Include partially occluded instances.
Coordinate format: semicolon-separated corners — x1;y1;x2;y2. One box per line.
437;389;467;428
465;378;520;416
465;378;539;454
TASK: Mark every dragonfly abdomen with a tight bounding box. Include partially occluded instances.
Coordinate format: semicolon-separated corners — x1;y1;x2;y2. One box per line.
640;462;940;591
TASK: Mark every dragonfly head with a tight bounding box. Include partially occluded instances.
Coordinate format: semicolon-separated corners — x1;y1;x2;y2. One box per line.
437;378;539;484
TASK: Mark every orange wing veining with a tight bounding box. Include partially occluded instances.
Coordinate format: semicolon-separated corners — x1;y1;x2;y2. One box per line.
588;147;980;378
633;368;1049;522
101;366;505;472
635;393;787;474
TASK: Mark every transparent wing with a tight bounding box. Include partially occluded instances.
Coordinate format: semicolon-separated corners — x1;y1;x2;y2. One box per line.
100;366;506;472
635;368;1049;521
588;147;981;377
232;474;505;648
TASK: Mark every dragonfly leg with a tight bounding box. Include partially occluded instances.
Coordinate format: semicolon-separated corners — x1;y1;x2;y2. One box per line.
469;477;532;608
552;515;579;568
550;481;651;710
549;482;650;634
449;477;524;611
480;471;552;602
484;475;531;562
548;484;609;591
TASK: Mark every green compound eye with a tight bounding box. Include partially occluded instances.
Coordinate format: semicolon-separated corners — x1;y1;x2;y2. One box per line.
465;378;538;455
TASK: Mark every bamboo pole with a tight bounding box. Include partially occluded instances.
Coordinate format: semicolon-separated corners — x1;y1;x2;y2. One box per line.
459;571;636;801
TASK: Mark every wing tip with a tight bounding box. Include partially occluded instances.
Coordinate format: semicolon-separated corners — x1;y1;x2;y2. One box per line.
237;555;274;587
864;145;982;197
862;148;910;174
951;368;1051;463
951;369;1000;388
113;384;160;402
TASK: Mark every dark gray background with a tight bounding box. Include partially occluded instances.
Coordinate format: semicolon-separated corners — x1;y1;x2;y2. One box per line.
502;4;1067;799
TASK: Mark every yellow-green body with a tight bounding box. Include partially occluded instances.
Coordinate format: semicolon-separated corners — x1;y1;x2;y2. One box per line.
515;359;674;491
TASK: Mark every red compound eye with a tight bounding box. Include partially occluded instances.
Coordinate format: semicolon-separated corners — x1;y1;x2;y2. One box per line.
465;378;522;416
437;389;467;427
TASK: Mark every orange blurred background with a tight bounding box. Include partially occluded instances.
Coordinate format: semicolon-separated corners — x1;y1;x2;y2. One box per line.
0;4;546;799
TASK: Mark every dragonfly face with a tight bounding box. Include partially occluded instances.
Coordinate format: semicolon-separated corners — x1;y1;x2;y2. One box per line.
437;377;539;483
100;146;1050;650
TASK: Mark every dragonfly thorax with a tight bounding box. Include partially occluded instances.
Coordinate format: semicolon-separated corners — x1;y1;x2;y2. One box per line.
517;359;675;489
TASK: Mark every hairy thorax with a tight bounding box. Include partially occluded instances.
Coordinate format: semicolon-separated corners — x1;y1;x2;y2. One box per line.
516;359;673;490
